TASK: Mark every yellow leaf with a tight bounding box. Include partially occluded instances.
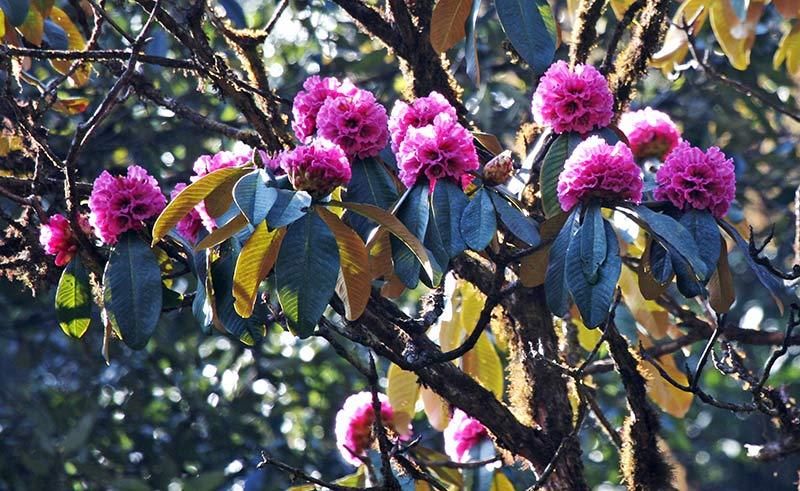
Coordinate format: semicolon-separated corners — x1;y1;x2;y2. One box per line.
318;207;371;321
462;331;504;399
152;166;250;244
368;229;394;280
0;10;5;38
420;386;450;430
572;305;602;351
639;335;693;418
472;131;504;155
457;280;484;329
49;7;91;86
19;8;44;46
430;0;473;52
652;0;708;71
610;0;637;19
619;266;671;339
233;222;285;317
386;363;419;436
194;214;248;251
204;175;239;219
708;241;735;314
328;200;433;282
709;0;750;70
637;238;671;301
489;472;516;491
52;96;90;115
785;25;800;73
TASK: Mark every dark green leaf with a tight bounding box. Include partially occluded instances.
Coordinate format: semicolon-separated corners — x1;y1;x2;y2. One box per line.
266;189;311;229
209;241;265;342
0;0;30;26
103;232;163;350
673;253;705;298
391;183;431;288
219;0;246;27
567;218;621;328
489;190;541;246
275;212;340;337
495;0;557;74
233;170;276;226
430;179;468;258
680;209;721;280
545;206;579;317
55;258;91;338
631;205;708;281
539;133;581;218
579;204;606;284
344;158;399;238
461;187;497;250
42;19;67;49
649;241;674;284
464;0;482;84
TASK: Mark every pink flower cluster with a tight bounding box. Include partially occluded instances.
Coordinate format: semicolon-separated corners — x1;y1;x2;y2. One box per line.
89;165;166;245
40;214;81;266
278;138;351;198
532;61;614;134
443;409;489;463
654;141;736;218
618;108;681;160
171;183;204;243
557;136;643;211
292;76;388;159
334;392;397;466
388;91;457;153
395;113;479;188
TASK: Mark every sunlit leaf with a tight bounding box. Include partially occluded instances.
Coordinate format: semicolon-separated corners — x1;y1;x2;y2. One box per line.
708;239;735;314
49;7;91;86
386;363;418;436
194;214;249;251
639;335;693;418
430;0;473;52
55;257;92;338
52;96;90;115
462;331;504;399
420;386;450;430
232;222;285;318
19;6;43;45
489;471;515;491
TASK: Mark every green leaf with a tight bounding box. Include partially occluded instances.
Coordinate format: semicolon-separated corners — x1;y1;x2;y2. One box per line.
630;205;708;281
343;157;398;237
266;189;311;228
495;0;557;74
489;191;541;246
103;232;163;350
0;0;30;26
430;179;469;258
233;170;276;226
579;204;606;284
275;212;340;337
648;241;674;284
567;218;621;328
55;258;91;338
391;183;431;288
209;241;266;342
461;187;497;250
545;206;579;317
539;133;580;218
464;0;482;84
680;210;721;279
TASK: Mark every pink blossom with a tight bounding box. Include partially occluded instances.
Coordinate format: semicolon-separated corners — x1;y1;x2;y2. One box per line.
388;92;458;153
89;165;166;245
443;409;489;463
557;136;643;211
256;149;283;175
279;138;351;198
171;183;204;243
316;89;389;159
654;141;736;218
40;214;79;266
396;113;479;189
618;108;681;160
292;76;358;142
532;61;614;134
335;392;398;466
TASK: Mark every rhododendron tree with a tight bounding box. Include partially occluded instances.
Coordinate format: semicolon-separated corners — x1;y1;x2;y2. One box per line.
3;0;800;490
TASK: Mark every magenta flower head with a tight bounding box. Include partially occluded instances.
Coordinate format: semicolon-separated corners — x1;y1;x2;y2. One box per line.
316;88;390;159
279;138;352;198
443;409;489;463
618;107;681;161
40;214;81;266
557;136;643;211
170;183;204;243
89;165;166;245
654;141;736;218
335;391;399;466
396;113;479;189
292;76;358;143
191;150;251;181
532;61;614;134
388;91;458;153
